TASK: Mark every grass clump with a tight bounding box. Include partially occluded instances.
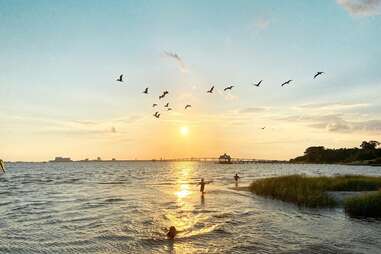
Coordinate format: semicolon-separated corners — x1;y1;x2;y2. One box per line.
345;191;381;218
249;175;381;208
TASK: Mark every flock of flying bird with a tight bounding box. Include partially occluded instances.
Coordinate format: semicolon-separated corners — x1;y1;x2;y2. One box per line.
115;71;325;119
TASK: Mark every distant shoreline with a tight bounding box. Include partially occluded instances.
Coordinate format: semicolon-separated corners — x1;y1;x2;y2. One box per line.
4;160;380;167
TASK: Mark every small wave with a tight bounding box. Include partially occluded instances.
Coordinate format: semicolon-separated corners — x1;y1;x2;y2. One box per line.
104;198;125;203
97;181;129;185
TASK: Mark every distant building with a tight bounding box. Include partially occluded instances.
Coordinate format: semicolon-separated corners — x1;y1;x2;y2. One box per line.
112;158;116;161
50;157;72;162
218;153;232;164
97;157;101;161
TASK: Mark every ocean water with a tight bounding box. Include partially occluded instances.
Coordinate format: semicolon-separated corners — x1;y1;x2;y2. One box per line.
0;162;381;254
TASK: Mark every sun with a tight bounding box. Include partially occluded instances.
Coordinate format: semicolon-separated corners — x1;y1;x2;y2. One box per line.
180;126;189;136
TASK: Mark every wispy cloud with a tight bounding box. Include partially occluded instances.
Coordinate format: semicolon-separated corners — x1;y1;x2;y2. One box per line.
297;102;369;110
239;107;268;114
337;0;381;16
163;51;188;72
280;113;381;133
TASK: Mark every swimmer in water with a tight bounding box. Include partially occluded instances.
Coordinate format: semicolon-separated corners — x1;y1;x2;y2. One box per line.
167;226;177;240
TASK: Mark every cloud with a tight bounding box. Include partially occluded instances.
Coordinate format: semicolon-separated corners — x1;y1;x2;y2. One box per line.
280;113;381;133
163;51;188;72
297;102;369;110
337;0;381;16
239;107;268;114
255;17;271;30
115;115;143;124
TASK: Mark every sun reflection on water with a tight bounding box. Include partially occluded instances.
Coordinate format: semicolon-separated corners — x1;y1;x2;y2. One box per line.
176;183;191;198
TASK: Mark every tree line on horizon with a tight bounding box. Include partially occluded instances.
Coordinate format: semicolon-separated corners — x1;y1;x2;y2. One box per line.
290;140;381;164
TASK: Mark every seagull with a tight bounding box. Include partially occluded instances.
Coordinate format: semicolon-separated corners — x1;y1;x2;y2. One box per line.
185;104;192;110
224;85;234;91
143;87;149;94
116;74;124;82
313;72;324;79
152;103;158;107
253;80;262;87
159;91;169;99
207;86;214;93
153;112;160;118
281;80;293;87
164;103;169;107
167;108;172;111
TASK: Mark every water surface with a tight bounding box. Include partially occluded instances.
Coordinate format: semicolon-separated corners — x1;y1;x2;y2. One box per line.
1;162;381;253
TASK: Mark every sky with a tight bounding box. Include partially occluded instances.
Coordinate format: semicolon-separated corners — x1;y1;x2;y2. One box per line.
1;0;381;161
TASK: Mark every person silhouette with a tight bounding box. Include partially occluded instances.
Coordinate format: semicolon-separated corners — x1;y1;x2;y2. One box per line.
234;173;240;187
0;159;5;173
167;226;177;240
199;178;212;194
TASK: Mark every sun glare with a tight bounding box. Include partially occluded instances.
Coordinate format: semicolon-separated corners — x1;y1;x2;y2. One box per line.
180;126;189;136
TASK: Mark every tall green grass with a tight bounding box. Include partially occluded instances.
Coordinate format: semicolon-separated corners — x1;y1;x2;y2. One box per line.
249;175;381;208
345;191;381;217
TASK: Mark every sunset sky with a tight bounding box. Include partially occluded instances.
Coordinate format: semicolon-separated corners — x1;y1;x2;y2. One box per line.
1;0;381;161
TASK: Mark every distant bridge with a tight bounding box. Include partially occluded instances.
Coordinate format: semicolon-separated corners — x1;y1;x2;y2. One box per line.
155;157;288;164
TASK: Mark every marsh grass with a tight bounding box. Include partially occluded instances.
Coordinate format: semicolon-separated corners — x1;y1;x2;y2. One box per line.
345;191;381;218
249;175;381;208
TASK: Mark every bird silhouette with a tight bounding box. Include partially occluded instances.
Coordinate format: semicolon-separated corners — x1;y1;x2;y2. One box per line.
143;87;149;94
207;86;214;93
153;112;160;118
314;72;324;79
167;108;172;111
164;103;169;107
281;80;293;87
152;103;158;107
224;85;234;91
261;127;266;130
116;74;124;82
253;80;262;87
159;91;169;100
185;104;192;110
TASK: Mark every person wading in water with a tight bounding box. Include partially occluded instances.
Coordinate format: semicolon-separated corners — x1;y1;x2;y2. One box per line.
199;178;212;194
234;173;241;187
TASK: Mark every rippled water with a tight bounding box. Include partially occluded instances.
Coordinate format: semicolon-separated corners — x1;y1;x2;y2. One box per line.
1;162;381;254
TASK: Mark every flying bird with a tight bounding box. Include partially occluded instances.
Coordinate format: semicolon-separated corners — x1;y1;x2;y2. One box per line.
153;112;160;118
143;87;149;94
281;80;293;87
164;103;169;107
253;80;262;87
116;74;124;82
152;103;158;107
185;104;192;110
159;90;169;100
261;127;266;130
224;85;234;91
167;108;172;111
207;86;214;93
313;72;324;79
